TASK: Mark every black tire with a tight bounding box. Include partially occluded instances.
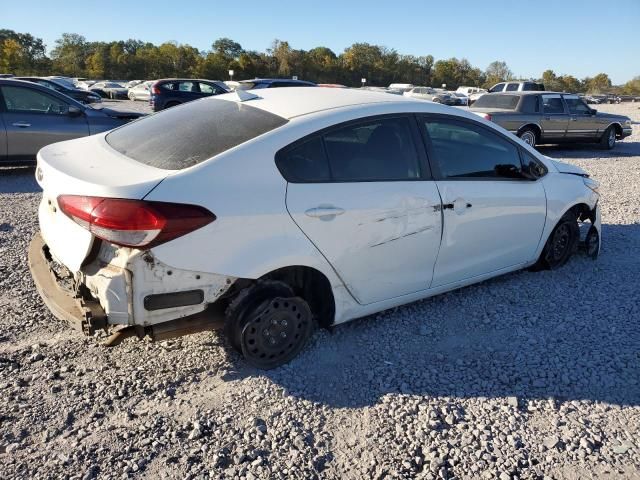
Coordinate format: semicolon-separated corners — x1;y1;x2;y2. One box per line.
225;280;314;369
532;211;579;270
225;280;294;351
599;125;616;150
518;127;538;147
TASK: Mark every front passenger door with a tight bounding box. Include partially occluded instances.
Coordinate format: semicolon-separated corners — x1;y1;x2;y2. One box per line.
419;117;547;288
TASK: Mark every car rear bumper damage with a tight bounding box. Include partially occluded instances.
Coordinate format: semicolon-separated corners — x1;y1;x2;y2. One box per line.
29;232;237;339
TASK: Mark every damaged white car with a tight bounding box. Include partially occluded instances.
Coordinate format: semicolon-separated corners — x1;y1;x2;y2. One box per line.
29;88;601;369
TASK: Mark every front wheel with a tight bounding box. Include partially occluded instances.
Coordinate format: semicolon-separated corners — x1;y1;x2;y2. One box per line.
599;125;616;150
518;127;538;147
532;211;579;270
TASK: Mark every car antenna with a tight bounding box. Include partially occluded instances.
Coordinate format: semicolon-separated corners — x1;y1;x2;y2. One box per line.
231;89;260;102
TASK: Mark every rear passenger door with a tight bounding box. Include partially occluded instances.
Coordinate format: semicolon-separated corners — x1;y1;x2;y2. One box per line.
540;94;569;141
281;115;444;305
418;116;547;287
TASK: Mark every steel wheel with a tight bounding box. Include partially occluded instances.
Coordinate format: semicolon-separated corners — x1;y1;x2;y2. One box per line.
584;226;600;259
550;223;571;263
240;297;313;369
600;126;616;150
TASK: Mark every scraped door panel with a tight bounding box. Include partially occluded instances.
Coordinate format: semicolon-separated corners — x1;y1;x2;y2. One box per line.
286;182;443;305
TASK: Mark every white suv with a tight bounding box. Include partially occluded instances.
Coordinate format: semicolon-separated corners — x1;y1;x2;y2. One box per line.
30;88;601;369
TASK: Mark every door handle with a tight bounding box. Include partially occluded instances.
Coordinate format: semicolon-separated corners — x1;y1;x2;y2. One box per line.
305;206;345;219
12;122;31;128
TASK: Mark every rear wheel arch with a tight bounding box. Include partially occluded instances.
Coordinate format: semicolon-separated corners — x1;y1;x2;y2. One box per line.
259;266;336;328
517;123;541;138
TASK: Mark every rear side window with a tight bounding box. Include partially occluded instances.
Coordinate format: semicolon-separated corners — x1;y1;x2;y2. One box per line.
505;83;519;91
521;95;540;113
106;98;288;170
276;116;421;183
472;94;520;109
422;119;522;179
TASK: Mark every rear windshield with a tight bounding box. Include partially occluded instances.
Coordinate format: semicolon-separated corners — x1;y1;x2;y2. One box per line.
473;94;520;110
105;98;288;170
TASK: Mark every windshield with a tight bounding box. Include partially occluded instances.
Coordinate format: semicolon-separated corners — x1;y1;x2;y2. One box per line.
105;97;288;170
473;94;520;109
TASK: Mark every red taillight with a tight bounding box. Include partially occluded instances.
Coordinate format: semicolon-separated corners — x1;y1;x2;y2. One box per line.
151;85;161;95
57;195;215;248
482;113;492;121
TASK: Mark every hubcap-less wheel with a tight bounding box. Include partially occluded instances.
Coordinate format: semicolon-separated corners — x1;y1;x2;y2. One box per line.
550;224;571;262
585;226;600;259
240;297;312;369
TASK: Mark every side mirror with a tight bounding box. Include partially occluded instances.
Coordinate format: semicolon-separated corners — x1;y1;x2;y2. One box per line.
68;105;83;117
521;161;545;180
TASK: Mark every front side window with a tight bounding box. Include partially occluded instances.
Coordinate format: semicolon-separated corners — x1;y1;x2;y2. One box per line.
542;95;565;114
489;83;505;93
564;96;590;114
1;86;69;115
276;116;422;183
423;119;523;179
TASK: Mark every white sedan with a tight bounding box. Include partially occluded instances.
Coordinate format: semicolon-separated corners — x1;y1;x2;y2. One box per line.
29;88;601;369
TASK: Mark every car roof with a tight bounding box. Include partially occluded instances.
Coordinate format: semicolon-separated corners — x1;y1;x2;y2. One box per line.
155;78;223;83
214;87;475;120
240;78;316;85
485;91;566;96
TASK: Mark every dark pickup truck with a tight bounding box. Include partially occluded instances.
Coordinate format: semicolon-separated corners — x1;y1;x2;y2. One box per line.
470;91;632;149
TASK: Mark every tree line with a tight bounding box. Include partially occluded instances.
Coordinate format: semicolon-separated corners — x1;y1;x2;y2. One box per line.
1;29;638;95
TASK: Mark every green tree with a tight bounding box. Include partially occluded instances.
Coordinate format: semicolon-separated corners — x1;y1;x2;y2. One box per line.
484;60;512;87
586;73;612;93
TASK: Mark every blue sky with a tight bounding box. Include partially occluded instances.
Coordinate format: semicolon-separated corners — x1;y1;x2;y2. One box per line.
3;0;639;84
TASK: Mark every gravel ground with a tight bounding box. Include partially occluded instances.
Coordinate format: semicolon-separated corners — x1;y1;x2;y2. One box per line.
1;103;639;480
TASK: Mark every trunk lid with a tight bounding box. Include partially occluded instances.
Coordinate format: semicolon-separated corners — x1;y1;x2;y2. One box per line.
36;134;170;272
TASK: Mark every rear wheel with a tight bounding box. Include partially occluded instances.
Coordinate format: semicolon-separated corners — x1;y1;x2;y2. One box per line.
532;211;579;270
518;127;538;147
225;280;314;369
599;125;616;150
128;92;136;101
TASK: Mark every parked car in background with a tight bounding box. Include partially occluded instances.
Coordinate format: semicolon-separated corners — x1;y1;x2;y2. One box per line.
456;86;484;96
387;83;415;94
128;81;153;101
0;79;145;165
90;82;129;99
488;81;545;93
451;92;469;106
237;78;317;89
150;79;229;111
126;80;143;89
29;88;601;369
76;80;98;90
404;87;456;105
15;77;103;104
470;91;632;149
468;89;488;105
0;73;15;78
